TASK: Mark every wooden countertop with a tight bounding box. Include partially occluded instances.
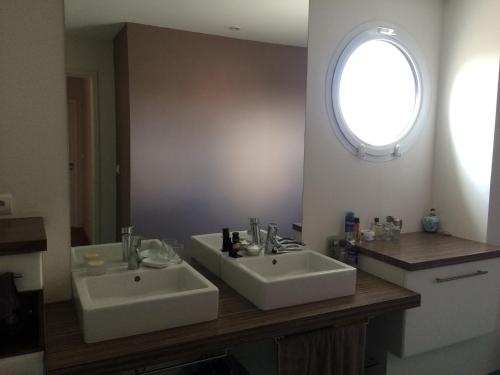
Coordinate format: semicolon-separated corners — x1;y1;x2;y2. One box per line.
45;265;420;375
0;217;46;255
356;232;500;271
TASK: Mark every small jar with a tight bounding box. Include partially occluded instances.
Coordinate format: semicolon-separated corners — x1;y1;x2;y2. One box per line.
383;222;394;241
361;229;375;241
87;259;106;276
83;252;100;263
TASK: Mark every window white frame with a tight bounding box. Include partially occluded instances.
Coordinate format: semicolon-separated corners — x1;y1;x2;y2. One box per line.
326;22;428;161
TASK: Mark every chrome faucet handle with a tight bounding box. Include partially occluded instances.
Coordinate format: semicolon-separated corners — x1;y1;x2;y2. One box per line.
270;235;283;254
121;225;134;235
265;223;279;254
134;246;143;263
131;236;142;252
128;235;143;270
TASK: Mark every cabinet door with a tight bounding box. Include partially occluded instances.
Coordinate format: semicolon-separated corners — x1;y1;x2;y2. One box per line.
402;258;500;357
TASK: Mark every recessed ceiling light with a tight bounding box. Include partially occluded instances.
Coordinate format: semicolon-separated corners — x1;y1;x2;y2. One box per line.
228;25;241;31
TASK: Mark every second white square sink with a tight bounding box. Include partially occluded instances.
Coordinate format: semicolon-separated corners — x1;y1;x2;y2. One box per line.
220;250;356;310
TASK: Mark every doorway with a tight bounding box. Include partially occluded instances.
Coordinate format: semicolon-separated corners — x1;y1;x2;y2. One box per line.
66;76;95;246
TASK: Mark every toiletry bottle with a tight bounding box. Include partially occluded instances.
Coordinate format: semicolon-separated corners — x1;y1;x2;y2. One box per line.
338;241;348;263
346;247;358;267
340;239;357;267
230;232;242;258
371;217;384;240
393;218;402;240
222;228;231;252
232;232;240;250
384;216;395;241
354;217;361;243
345;212;355;241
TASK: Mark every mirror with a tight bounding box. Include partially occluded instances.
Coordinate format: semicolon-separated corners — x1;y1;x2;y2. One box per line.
64;0;309;250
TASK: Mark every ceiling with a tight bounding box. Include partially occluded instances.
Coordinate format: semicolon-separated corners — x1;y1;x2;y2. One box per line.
64;0;309;47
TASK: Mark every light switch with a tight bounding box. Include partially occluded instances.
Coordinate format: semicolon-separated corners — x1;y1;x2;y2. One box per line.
0;194;13;215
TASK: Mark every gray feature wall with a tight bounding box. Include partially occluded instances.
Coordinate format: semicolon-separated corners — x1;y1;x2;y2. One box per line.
120;23;307;246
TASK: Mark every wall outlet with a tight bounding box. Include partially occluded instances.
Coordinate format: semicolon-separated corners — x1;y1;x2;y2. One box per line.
0;194;13;215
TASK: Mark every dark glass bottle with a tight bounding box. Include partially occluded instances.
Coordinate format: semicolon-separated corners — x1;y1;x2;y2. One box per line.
222;228;231;252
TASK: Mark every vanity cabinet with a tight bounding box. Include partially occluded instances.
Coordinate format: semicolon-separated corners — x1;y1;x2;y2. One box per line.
45;269;420;374
360;255;500;357
358;233;500;358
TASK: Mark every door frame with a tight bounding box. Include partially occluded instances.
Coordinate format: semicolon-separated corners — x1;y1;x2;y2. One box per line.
67;98;84;227
66;70;101;244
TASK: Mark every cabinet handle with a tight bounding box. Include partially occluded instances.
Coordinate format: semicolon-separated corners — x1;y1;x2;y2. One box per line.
435;270;488;283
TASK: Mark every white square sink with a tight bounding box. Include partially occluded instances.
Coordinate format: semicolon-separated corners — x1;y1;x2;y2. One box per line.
191;233;226;277
73;262;219;343
71;239;163;269
221;250;356;310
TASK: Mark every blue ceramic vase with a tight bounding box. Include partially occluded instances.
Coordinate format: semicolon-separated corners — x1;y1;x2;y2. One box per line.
422;208;440;233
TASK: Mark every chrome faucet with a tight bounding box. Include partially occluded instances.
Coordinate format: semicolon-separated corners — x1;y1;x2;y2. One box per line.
121;226;134;262
265;223;280;254
128;236;142;270
249;217;261;246
264;223;305;254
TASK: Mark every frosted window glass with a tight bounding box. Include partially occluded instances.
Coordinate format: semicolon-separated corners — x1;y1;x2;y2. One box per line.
338;40;417;146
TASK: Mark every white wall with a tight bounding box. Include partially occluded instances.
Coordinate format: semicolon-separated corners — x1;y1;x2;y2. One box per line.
302;0;442;252
305;0;500;373
65;36;117;243
424;1;500;374
0;0;71;302
433;0;500;242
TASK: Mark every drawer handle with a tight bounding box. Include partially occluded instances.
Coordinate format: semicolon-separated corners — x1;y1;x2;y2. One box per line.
435;270;488;283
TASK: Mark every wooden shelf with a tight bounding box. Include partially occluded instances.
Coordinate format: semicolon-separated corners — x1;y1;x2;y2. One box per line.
356;232;500;270
0;217;46;255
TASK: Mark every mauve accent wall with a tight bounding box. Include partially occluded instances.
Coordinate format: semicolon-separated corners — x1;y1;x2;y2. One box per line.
117;23;307;246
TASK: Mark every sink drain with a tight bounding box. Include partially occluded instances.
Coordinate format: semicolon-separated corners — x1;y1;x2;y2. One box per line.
272;259;277;265
134;276;141;282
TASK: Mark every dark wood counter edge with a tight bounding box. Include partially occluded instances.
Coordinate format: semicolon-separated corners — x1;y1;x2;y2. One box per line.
47;297;419;375
355;232;500;271
45;271;420;375
356;246;500;271
0;217;47;254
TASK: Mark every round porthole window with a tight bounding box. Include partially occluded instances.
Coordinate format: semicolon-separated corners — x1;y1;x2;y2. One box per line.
327;23;426;161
